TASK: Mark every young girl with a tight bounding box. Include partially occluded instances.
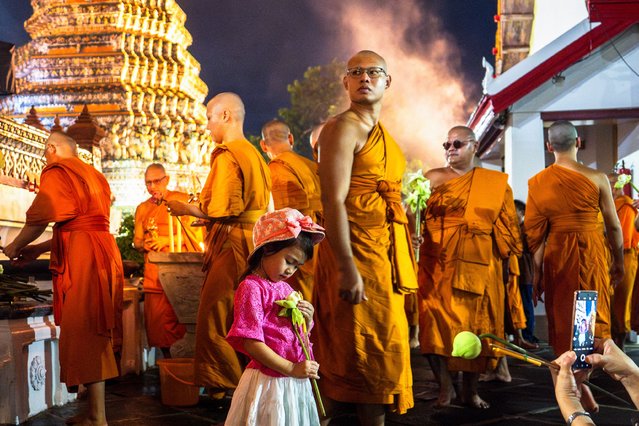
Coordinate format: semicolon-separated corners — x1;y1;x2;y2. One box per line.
225;208;325;426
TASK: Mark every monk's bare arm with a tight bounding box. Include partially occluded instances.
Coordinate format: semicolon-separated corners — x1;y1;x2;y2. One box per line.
3;224;48;260
597;173;624;285
318;117;366;304
133;205;146;251
166;200;210;220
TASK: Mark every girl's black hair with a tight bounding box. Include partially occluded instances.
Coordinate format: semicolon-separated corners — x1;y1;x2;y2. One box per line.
239;231;316;282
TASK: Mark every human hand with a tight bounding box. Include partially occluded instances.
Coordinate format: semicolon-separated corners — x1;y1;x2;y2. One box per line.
532;268;544;306
633;199;639;210
609;260;624;289
551;351;591;417
410;233;423;251
297;300;314;324
10;244;44;267
2;242;21;260
144;236;169;251
587;338;639;383
166;200;188;216
290;359;319;379
338;262;367;304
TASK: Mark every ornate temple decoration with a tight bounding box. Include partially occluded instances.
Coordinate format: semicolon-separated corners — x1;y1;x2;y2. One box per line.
0;0;212;207
0;116;96;190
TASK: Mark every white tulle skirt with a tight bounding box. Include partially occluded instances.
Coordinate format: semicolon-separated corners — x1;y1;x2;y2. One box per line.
225;368;320;426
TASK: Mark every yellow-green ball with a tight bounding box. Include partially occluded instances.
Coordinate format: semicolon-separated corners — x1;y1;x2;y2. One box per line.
451;331;482;359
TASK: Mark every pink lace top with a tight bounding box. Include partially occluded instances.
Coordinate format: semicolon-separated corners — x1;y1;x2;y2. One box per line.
226;274;314;377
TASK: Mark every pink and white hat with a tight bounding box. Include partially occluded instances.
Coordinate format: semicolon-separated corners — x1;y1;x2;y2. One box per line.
248;208;325;261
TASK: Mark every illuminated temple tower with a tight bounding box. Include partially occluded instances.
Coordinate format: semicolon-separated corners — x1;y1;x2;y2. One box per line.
0;0;211;207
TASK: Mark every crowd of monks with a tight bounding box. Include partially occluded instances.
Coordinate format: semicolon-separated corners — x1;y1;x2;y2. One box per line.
4;49;639;425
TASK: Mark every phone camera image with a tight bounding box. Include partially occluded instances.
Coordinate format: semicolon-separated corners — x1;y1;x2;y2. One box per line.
571;290;598;370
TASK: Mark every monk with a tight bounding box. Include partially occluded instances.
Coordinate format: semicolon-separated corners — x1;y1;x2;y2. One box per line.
4;132;123;426
313;50;417;425
526;120;623;411
259;119;321;301
134;163;203;358
418;125;522;408
167;92;272;394
607;172;639;348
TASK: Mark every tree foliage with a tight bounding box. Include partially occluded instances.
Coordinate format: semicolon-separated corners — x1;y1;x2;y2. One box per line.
278;59;348;159
115;212;144;273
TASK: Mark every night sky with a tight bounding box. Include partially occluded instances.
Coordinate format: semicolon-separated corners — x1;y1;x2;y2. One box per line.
0;1;496;159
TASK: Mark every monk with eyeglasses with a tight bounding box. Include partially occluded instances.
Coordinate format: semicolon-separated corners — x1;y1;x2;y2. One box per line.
312;50;418;424
417;125;522;408
133;163;203;359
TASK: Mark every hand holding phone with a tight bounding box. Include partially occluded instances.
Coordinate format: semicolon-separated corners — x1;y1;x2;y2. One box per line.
570;290;598;369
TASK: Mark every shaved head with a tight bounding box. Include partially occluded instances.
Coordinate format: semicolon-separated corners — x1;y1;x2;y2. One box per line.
448;125;476;141
145;163;166;176
261;119;290;143
48;131;78;156
348;50;387;71
548;120;578;152
207;92;245;123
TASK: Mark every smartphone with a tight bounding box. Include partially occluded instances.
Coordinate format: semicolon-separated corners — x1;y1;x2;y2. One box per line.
570;290;598;369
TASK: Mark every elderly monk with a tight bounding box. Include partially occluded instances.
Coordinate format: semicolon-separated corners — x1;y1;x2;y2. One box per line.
259;119;321;301
313;50;417;425
134;163;203;358
418;125;522;408
526;120;623;411
4;132;123;426
167;92;272;394
607;172;639;348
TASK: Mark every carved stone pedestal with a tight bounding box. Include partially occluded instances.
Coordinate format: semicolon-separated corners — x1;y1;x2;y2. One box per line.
148;252;204;358
0;305;75;424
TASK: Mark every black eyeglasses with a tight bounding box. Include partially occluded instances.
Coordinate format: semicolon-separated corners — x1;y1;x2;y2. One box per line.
443;139;475;150
346;67;387;79
145;176;167;186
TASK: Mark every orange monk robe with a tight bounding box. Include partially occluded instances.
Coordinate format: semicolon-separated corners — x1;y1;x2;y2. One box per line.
612;195;639;335
506;255;527;330
526;165;612;354
268;150;322;301
26;157;123;388
194;139;271;390
313;123;418;414
418;168;522;372
134;190;204;348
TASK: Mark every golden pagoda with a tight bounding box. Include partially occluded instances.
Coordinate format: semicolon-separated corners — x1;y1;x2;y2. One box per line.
0;0;212;208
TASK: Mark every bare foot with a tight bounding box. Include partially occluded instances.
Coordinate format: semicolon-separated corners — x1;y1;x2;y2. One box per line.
66;415;107;426
479;359;511;383
461;393;490;409
580;383;599;413
65;414;86;425
435;386;457;407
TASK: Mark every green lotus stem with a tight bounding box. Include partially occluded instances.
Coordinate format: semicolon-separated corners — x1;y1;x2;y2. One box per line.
292;324;325;417
415;205;421;260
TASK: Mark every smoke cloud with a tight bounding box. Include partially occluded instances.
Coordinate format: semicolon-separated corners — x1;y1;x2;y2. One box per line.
311;0;472;169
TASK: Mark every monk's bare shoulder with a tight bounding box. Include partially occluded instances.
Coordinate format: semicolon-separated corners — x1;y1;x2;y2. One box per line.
425;167;455;189
321;110;371;153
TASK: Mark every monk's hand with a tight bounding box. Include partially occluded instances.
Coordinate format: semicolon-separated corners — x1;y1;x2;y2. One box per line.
297;300;314;324
609;260;624;289
338;262;367;304
290;359;320;380
11;245;42;266
145;236;169;251
166;200;188;216
410;233;423;251
3;242;21;261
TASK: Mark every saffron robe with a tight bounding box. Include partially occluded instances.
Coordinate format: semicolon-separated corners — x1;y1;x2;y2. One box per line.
419;168;522;372
525;164;612;354
507;255;527;330
134;190;203;347
269;150;322;301
313;123;417;414
194;139;271;389
612;195;639;335
26;157;123;388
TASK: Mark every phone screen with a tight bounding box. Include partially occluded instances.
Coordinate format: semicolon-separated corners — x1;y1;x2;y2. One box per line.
570;290;598;369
